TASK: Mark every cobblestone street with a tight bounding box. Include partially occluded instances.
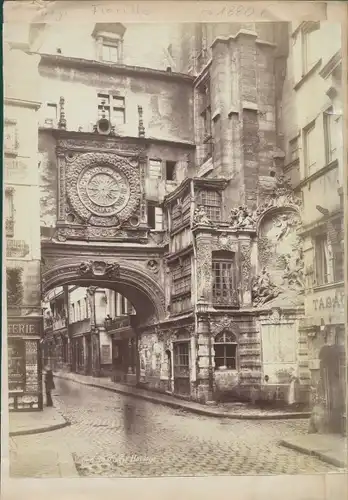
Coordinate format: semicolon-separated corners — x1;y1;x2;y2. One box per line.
11;378;341;477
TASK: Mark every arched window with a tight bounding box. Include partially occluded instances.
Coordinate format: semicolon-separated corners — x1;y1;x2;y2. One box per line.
214;330;237;370
198;190;221;222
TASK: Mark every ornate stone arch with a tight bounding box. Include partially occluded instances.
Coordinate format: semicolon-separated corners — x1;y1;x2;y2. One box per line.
41;259;165;322
255;204;301;234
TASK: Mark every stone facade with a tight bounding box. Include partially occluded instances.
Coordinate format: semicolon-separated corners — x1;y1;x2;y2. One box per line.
280;18;345;433
6;20;345;414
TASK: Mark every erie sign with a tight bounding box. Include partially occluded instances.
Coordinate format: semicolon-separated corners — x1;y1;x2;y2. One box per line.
8;318;41;337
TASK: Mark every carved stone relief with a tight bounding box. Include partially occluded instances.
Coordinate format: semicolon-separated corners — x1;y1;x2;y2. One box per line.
251;268;280;307
213;233;238;252
240;242;252;294
193;206;214;226
196;237;213;300
147;259;159;274
229;205;255;230
255;174;302;217
78;261;120;279
256;207;304;307
209;316;240;337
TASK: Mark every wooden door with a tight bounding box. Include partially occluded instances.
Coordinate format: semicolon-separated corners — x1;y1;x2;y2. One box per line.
173;342;190;395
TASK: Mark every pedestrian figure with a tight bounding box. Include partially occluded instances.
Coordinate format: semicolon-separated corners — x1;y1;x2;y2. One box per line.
288;374;300;407
44;366;55;407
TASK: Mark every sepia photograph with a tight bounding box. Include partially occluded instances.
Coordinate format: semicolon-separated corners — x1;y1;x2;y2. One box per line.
2;0;347;494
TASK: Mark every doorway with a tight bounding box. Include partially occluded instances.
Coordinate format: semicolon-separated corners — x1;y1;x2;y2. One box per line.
85;335;92;375
165;349;172;392
320;343;346;434
173;342;190;396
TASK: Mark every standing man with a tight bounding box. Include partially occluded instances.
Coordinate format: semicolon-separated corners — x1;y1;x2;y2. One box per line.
44;365;55;407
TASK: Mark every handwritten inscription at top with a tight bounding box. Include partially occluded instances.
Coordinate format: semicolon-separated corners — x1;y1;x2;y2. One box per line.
200;4;256;18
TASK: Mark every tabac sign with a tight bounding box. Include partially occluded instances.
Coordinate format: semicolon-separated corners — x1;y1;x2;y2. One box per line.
8;317;42;338
305;286;345;324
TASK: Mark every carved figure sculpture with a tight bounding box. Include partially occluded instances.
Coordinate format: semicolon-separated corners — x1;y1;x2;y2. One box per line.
193;206;212;226
283;254;305;290
230;205;255;229
78;261;120;279
79;261;92;275
251;268;280;306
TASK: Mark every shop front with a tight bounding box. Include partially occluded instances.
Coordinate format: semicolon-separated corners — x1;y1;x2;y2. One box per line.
304;285;346;434
107;316;137;384
8;317;43;411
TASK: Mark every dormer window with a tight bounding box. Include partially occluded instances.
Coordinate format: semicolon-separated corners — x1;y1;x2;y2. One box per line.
92;23;126;64
102;41;120;63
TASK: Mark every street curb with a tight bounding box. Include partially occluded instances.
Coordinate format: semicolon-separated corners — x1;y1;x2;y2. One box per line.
54;374;311;421
279;440;346;468
9;418;71;437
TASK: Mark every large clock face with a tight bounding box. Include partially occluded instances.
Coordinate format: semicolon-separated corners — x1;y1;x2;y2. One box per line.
78;165;131;216
66;152;140;227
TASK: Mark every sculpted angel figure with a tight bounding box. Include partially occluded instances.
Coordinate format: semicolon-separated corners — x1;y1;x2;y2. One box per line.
230;205;255;229
193;206;211;225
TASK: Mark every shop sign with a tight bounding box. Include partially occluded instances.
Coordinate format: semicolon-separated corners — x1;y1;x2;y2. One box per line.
101;345;111;364
8;318;41;337
312;290;345;312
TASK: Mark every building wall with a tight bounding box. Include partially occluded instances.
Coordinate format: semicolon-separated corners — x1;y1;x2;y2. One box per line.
36;23;184;72
281;19;345;429
4;34;43;411
38;61;194;142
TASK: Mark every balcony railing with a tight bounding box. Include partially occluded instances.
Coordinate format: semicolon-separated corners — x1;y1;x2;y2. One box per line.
104;316;131;332
212;289;240;307
53;317;67;331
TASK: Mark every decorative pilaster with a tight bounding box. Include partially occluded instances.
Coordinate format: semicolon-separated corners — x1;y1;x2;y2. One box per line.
239;234;252;306
138;152;147;224
194;229;213;305
138;105;145;137
58;96;67;130
56;147;66;224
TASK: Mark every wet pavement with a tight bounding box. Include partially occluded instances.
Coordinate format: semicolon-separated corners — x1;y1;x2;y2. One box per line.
10;377;342;477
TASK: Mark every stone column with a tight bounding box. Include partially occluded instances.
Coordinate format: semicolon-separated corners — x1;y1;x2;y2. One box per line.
130;315;140;385
239;234;252;306
86;286;97;329
196;310;214;403
86;286;99;376
82;335;88;374
92;330;101;377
